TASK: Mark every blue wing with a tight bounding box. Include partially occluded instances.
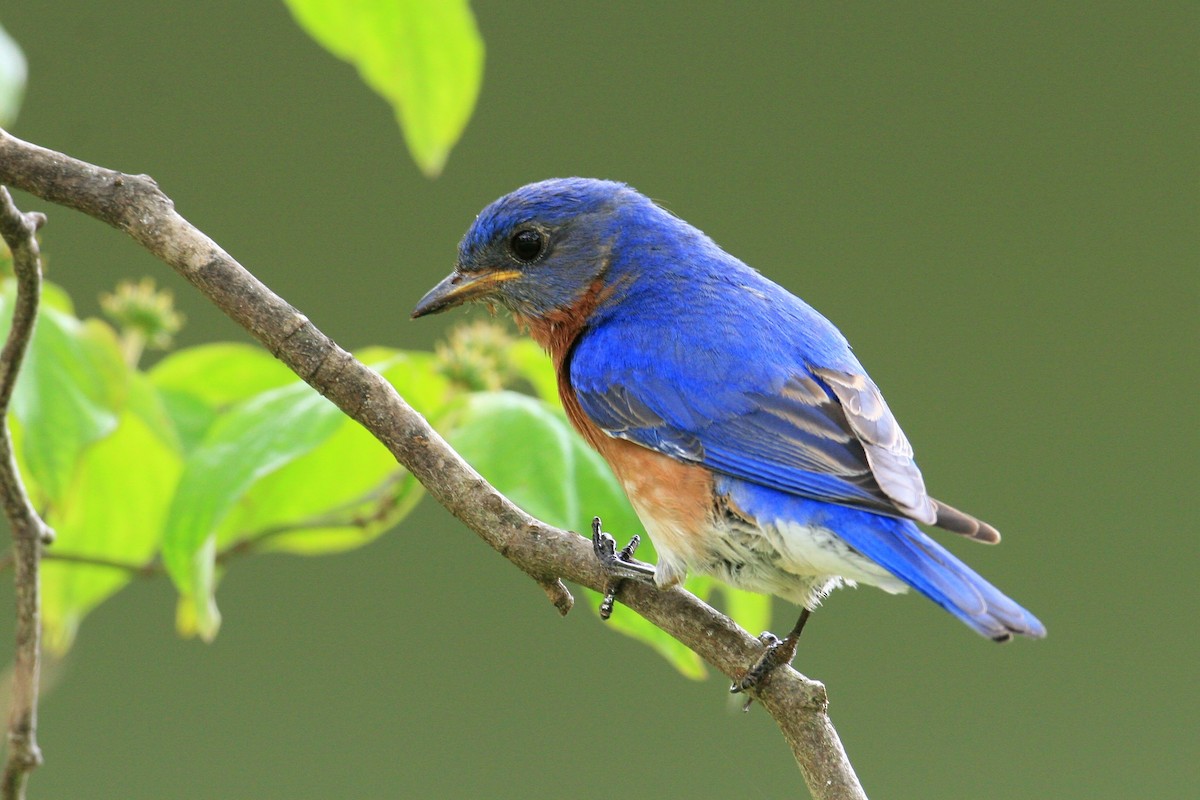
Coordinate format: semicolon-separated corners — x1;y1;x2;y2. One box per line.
572;271;998;541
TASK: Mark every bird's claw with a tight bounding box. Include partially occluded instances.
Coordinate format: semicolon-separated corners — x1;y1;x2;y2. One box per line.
731;607;811;704
756;631;781;647
730;630;798;697
591;516;656;620
591;516;656;579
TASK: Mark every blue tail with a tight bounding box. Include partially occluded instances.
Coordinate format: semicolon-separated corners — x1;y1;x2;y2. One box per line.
837;513;1046;640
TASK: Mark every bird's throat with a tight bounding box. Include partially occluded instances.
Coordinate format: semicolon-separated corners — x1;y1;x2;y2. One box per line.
512;275;614;369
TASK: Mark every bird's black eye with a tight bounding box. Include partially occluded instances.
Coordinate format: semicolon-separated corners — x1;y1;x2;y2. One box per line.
509;228;545;263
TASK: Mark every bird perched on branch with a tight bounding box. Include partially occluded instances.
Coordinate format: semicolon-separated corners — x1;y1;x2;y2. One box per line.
413;178;1045;692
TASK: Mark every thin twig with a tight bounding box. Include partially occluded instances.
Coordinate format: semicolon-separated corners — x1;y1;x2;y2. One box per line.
0;128;867;799
1;469;414;582
0;187;52;800
216;470;412;561
8;472;414;577
37;552;156;576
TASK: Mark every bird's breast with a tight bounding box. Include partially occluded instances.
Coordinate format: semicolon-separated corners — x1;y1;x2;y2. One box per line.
515;285;721;583
556;374;717;584
597;435;719;587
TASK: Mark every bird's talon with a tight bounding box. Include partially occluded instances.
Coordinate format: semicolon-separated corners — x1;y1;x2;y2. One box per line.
730;632;799;695
599;583;619;620
591;521;616;558
590;516;656;582
590;516;657;620
617;534;641;561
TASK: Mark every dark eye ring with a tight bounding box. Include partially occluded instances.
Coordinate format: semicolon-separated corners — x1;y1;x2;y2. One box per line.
509;228;546;263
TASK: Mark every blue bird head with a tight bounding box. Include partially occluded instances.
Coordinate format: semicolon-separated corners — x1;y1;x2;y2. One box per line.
412;178;640;321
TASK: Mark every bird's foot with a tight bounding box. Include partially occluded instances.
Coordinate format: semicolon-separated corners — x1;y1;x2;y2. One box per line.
591;516;656;620
729;631;798;696
730;608;812;700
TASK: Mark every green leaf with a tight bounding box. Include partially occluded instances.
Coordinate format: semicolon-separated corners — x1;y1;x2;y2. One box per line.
448;391;707;679
159;347;453;636
0;23;26;128
152;388;216;456
160;381;347;640
283;0;484;177
126;370;184;455
42;409;182;653
218;417;421;556
150;342;298;406
1;285;126;505
449;391;577;523
41;281;76;315
150;343;299;452
220;350;452;556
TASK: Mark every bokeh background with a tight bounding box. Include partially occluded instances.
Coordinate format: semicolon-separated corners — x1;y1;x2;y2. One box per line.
1;2;1195;798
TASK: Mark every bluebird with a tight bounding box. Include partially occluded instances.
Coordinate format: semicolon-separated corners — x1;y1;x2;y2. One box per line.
413;178;1045;691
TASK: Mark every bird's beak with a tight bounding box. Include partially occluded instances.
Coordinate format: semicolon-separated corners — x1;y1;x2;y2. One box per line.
410;269;522;318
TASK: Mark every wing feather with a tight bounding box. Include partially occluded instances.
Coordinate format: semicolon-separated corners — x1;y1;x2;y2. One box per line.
575;359;999;540
810;367;937;525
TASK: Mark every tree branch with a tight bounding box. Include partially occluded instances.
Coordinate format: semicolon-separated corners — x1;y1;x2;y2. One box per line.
0;186;52;800
0;128;867;799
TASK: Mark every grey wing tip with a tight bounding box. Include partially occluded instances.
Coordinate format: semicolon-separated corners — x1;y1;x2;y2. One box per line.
932;499;1002;544
991;612;1048;641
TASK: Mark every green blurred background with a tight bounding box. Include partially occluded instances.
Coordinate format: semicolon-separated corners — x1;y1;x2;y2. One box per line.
2;1;1195;797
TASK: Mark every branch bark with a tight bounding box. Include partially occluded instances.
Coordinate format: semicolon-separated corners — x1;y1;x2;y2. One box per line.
0;186;52;800
0;128;867;800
